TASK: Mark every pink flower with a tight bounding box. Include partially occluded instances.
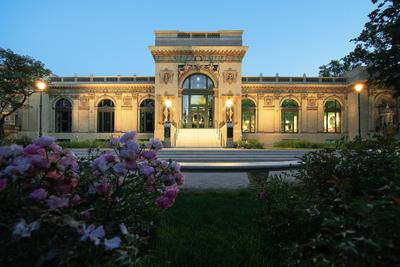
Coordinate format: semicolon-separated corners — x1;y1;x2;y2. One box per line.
96;182;112;196
120;131;137;143
146;138;163;151
71;194;81;203
103;153;116;162
104;236;121;250
176;173;185;185
47;195;69;209
46;170;64;180
258;191;266;201
29;188;48;200
33;136;56;148
142;150;157;160
79;224;105;246
140;163;154;176
155;186;179;209
0;179;7;191
23;144;44;155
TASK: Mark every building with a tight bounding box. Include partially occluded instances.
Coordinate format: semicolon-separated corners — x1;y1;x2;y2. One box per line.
14;30;399;146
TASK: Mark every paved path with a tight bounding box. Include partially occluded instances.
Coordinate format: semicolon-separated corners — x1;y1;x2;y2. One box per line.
71;148;310;190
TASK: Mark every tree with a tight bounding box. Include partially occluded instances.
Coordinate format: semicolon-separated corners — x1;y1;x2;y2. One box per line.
0;48;50;139
318;58;354;77
319;0;400;94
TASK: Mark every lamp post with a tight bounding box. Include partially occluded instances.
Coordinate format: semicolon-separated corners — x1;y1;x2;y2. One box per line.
36;80;47;137
354;83;364;138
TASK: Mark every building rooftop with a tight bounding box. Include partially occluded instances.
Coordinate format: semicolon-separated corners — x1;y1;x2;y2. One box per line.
154;30;243;46
49;75;347;85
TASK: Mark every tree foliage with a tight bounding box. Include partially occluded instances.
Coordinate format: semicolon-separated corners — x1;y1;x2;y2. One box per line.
319;0;400;93
0;48;50;138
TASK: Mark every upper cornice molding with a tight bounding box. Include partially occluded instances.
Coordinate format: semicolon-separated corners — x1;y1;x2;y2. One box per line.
149;46;248;58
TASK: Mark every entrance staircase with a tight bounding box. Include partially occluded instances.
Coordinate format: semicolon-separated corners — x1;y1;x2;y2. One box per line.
175;128;221;147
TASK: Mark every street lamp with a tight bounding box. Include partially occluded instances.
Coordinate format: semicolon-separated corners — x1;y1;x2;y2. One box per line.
354;83;364;137
36;80;47;137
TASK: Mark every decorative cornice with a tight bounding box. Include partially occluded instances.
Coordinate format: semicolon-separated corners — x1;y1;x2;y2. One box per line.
149;46;248;57
50;83;154;90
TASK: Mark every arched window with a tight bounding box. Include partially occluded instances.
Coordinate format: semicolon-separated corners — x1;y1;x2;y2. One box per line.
182;74;214;90
140;99;155;133
182;74;214;128
281;99;299;133
98;99;115;133
324;100;341;133
55;98;72;132
242;99;256;133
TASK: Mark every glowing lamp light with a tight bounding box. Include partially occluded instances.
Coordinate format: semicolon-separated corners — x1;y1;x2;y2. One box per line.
36;81;47;91
164;99;172;108
354;83;364;93
226;99;233;108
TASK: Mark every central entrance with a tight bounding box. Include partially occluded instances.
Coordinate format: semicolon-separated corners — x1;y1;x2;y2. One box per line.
182;74;214;128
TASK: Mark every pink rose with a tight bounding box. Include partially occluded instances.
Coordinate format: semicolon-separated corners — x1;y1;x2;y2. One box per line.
47;170;64;180
0;179;7;191
29;188;48;200
258;191;266;201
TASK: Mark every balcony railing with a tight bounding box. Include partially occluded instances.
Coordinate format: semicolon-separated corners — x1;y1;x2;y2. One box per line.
242;76;347;84
50;76;155;84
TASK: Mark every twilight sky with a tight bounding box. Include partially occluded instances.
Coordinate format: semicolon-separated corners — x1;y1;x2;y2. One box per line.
0;0;373;77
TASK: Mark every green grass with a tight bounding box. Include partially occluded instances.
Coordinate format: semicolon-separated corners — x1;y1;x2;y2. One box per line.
140;190;273;267
58;140;110;148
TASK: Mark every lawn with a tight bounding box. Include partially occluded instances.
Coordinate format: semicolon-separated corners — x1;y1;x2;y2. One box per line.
140;190;273;267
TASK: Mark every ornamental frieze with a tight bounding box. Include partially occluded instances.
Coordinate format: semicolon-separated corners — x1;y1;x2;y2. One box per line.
178;63;219;84
153;55;244;63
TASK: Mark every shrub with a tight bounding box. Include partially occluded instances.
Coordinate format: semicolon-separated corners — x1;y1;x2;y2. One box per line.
273;139;336;149
259;136;400;266
0;132;184;266
58;139;110;148
234;139;264;149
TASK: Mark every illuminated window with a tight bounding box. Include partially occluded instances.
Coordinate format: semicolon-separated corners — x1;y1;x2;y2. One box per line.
98;99;115;133
281;99;298;133
242;99;256;133
140;99;155;133
182;74;214;90
55;98;72;132
324;100;341;133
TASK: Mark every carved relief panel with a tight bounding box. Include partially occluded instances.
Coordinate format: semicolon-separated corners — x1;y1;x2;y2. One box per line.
223;69;238;85
79;96;89;110
159;68;174;84
263;96;274;107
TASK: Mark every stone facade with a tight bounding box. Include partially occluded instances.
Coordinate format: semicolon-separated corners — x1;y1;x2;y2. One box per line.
13;30;399;146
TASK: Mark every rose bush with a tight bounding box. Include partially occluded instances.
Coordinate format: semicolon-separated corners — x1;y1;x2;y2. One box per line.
258;136;400;266
0;132;184;266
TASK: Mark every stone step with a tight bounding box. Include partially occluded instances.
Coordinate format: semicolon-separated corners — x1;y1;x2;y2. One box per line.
176;128;221;147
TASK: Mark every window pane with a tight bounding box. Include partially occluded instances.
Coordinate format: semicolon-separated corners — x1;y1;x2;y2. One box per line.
191;95;206;105
190;75;207;89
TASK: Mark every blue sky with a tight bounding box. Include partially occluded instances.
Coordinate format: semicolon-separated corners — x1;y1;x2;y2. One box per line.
0;0;373;77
